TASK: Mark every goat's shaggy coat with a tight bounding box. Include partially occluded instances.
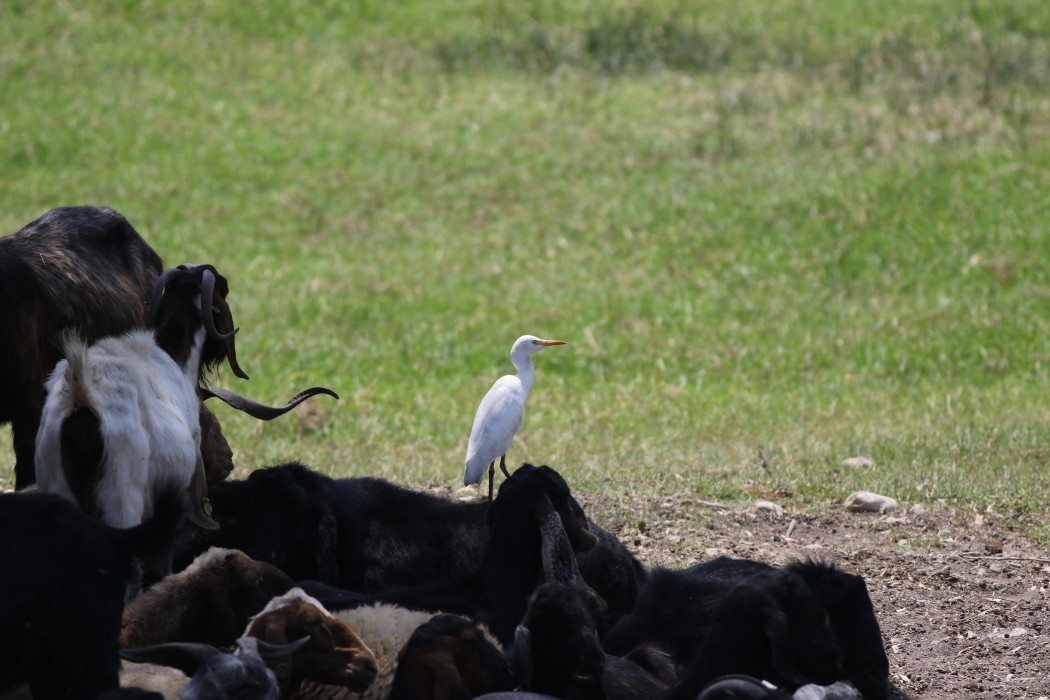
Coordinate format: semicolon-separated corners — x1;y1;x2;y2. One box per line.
0;206;163;489
36;330;204;528
175;462;643;631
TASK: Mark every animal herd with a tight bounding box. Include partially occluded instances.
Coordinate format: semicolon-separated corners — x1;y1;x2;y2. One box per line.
0;207;893;700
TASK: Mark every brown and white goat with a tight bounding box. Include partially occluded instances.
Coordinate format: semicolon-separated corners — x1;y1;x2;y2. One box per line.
244;589;380;699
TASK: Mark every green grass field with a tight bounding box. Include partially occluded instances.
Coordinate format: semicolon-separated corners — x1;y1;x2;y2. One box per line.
2;1;1049;535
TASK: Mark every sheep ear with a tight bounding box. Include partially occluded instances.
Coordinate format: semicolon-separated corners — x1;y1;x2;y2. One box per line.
119;642;221;676
512;625;534;690
763;611;809;687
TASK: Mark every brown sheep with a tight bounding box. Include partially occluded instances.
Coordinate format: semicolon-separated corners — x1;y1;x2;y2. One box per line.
121;548;295;649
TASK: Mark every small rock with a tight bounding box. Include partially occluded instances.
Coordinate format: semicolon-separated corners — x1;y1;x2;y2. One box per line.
990;627;1027;639
840;456;875;469
844;491;899;514
753;500;785;517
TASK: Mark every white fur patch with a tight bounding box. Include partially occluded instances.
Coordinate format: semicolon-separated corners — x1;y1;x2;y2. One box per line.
35;328;201;529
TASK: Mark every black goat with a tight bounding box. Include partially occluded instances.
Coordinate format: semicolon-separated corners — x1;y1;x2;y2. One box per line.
0;206;163;489
603;557;889;699
173;461;643;628
0;489;180;700
174;461;485;592
368;464;599;646
662;567;845;698
513;582;673;700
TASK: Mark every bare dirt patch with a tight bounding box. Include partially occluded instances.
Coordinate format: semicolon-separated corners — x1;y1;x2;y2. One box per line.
577;492;1050;700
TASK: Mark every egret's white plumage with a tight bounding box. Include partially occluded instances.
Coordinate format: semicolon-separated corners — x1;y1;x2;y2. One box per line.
464;334;566;497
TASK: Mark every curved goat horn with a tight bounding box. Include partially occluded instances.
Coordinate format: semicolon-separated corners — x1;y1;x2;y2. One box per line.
119;642;224;676
200;269;237;342
696;675;785;700
249;635;312;660
200;386;339;420
147;267;182;327
200;268;248;380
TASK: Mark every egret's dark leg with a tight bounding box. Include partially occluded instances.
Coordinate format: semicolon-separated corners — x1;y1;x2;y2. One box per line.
499;454;511;478
487;461;495;502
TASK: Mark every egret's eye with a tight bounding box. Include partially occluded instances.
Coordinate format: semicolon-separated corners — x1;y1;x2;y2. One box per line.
531;340;541;345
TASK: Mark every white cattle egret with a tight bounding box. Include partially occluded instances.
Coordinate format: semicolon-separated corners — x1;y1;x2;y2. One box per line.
464;334;567;499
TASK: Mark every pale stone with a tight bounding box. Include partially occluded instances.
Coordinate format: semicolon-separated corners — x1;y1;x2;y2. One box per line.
844;490;899;513
840;456;875;469
753;500;785;517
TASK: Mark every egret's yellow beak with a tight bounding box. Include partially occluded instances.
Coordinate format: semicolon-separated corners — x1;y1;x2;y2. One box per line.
540;339;567;346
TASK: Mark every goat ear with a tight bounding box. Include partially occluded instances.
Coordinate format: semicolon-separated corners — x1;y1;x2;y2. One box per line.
538;505;577;584
537;508;610;617
763;611;809;687
512;625;534;690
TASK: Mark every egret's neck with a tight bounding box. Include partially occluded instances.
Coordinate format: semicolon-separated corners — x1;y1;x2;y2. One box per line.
513;354;536;397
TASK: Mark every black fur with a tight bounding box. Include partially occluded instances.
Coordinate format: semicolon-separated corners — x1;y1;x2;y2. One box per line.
389;614;515;700
603;556;889;699
0;489;181;699
515;582;672;700
0;206;163;489
173;461;644;629
371;464;598;646
662;567;844;698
